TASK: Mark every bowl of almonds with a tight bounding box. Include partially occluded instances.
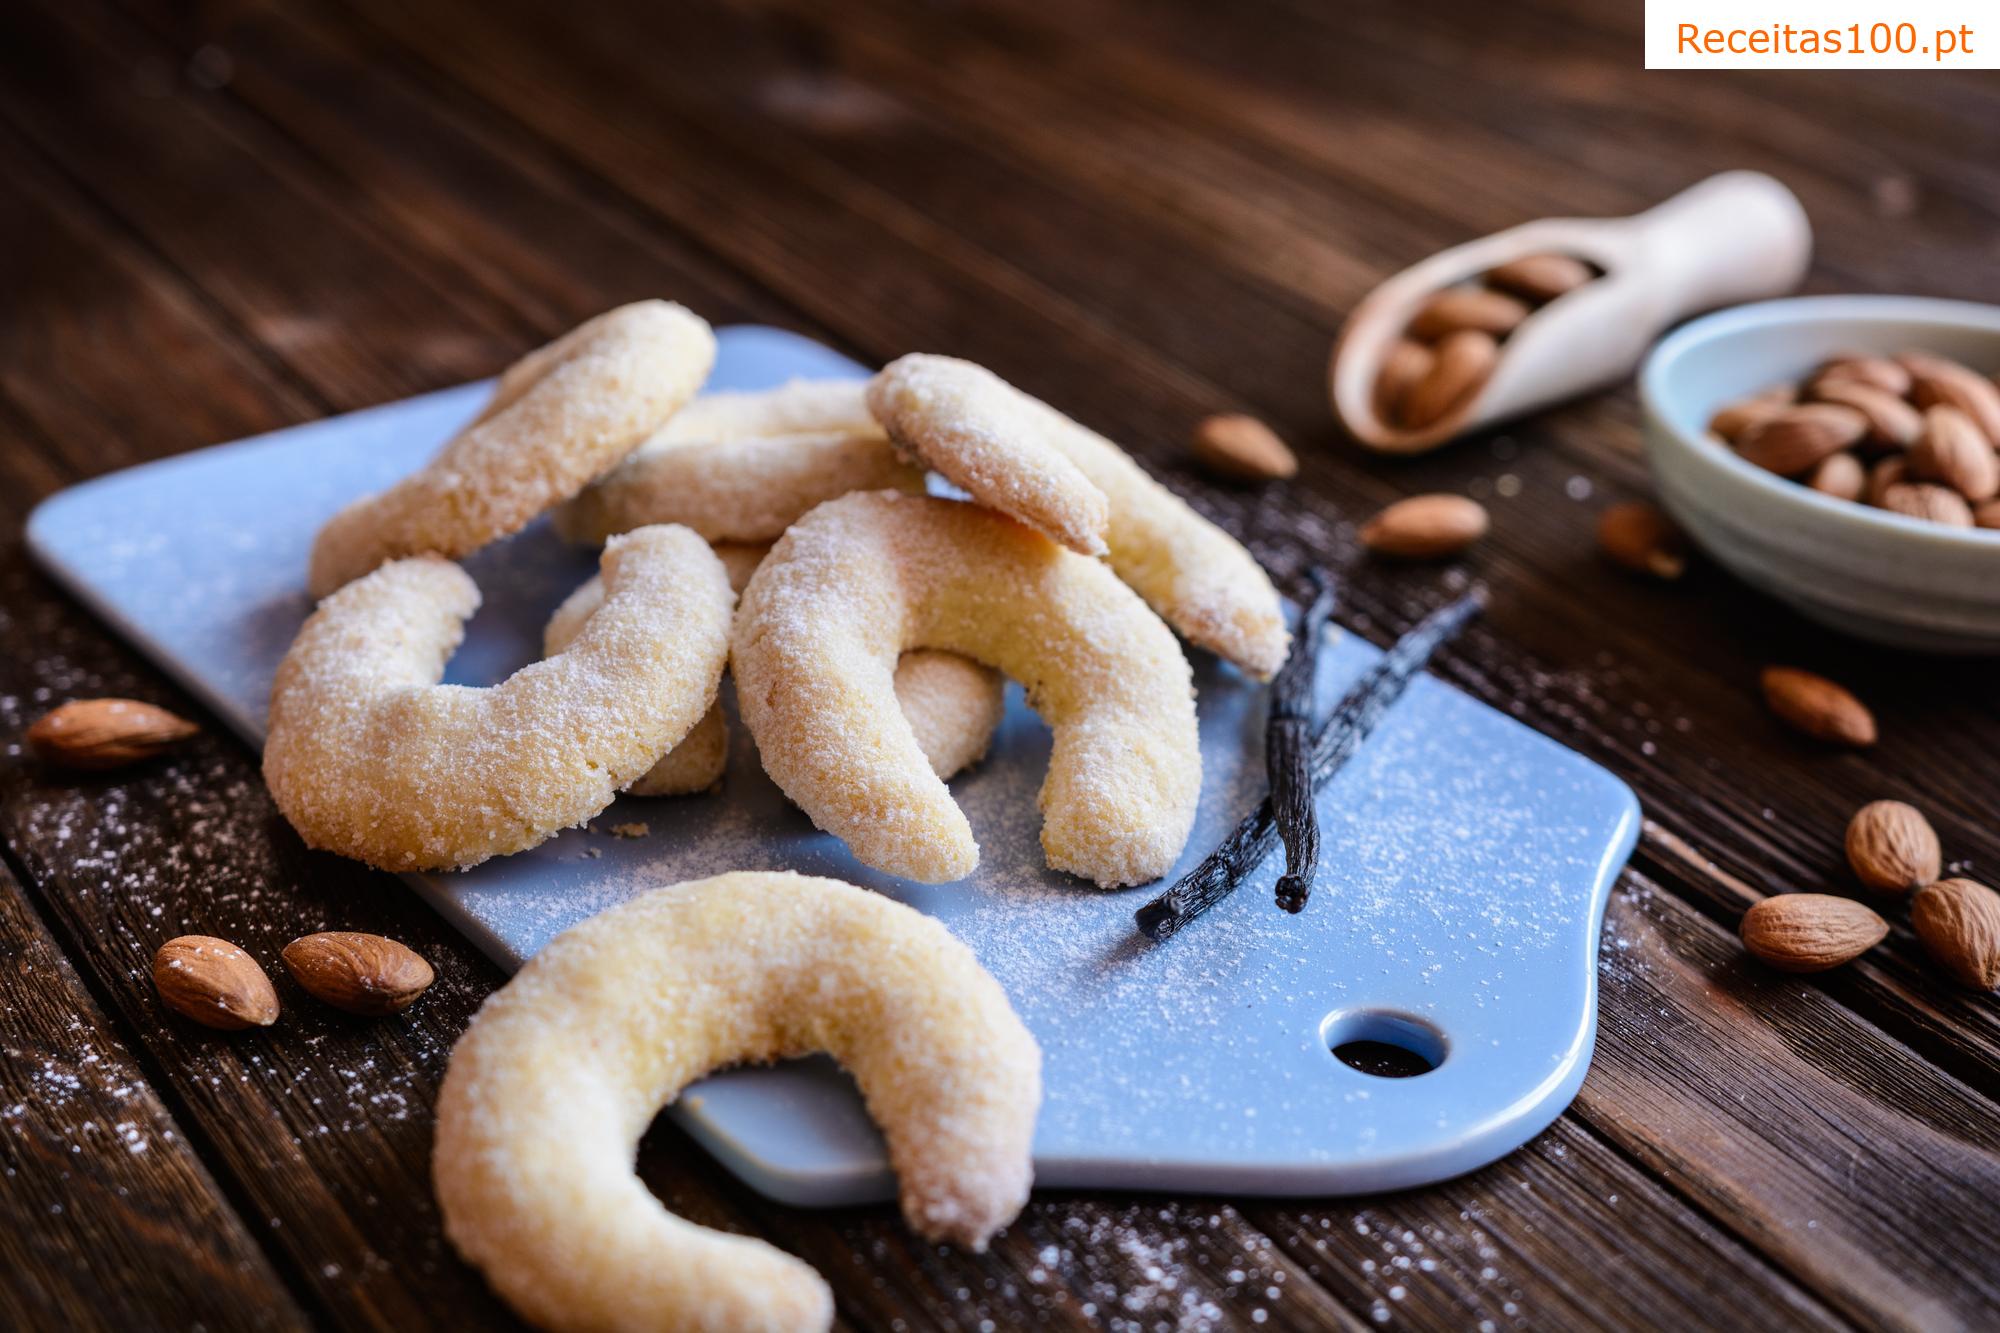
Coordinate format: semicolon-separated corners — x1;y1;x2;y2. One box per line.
1641;295;2000;653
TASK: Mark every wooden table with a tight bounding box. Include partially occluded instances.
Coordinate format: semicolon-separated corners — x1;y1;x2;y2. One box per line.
3;0;1995;1327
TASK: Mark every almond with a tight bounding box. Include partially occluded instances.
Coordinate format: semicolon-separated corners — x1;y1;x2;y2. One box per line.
1804;451;1865;502
1191;413;1297;482
152;936;279;1030
1903;352;2000;444
1407;286;1530;341
1735;404;1868;477
1910;878;2000;990
1879;481;1974;527
1809;354;1911;398
1759;666;1876;746
1844;800;1940;894
1975;498;2000;529
1866;454;1909;506
1908;405;1999;500
1739;894;1888;973
1484;253;1593;304
26;698;198;770
1706;394;1790;446
1359;493;1489;558
1399;329;1497;429
1806;379;1922;449
282;932;435;1016
1374;339;1434;424
1596;501;1687;579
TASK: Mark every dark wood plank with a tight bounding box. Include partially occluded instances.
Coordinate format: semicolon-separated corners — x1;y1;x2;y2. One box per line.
0;856;307;1331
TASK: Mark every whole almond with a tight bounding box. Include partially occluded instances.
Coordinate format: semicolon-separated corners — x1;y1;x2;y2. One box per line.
282;932;435;1016
1407;286;1530;341
1809;354;1911;398
1908;405;1999;500
1879;481;1975;527
1374;339;1435;424
152;936;279;1030
1191;414;1297;482
1807;380;1922;449
1910;879;2000;990
1866;454;1909;506
1596;501;1688;579
1399;330;1498;430
1760;666;1876;746
1360;493;1489;558
1844;800;1940;894
1903;351;2000;444
1739;894;1888;973
1975;498;2000;529
1736;404;1868;477
1707;394;1790;446
27;699;198;771
1484;253;1593;304
1805;451;1866;502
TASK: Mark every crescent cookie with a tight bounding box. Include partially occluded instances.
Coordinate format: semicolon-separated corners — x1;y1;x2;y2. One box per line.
868;354;1290;678
734;491;1200;887
434;871;1042;1333
308;301;714;597
266;525;732;870
553;379;922;546
545;566;1003;796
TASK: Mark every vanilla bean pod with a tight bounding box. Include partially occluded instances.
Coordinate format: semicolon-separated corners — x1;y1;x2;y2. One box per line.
1135;588;1485;942
1270;570;1338;914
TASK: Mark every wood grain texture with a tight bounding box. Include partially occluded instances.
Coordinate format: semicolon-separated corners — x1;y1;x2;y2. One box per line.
1;0;1996;1326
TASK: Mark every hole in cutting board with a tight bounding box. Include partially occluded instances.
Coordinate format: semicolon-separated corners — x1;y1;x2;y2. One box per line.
1320;1009;1446;1078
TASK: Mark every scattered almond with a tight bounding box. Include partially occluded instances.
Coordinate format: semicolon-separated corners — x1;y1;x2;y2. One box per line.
1804;451;1865;502
1407;286;1530;341
1736;404;1869;477
26;698;198;771
1398;329;1498;429
1596;501;1687;579
1739;894;1888;973
1879;481;1975;527
282;932;435;1017
152;936;279;1030
1759;666;1876;746
1373;339;1434;424
1809;354;1911;398
1191;413;1298;482
1903;352;2000;444
1908;405;1998;500
1359;493;1489;558
1806;379;1922;448
1844;800;1940;894
1910;878;2000;990
1484;253;1593;304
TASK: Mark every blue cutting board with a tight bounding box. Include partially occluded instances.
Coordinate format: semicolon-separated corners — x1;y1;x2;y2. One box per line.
26;326;1638;1201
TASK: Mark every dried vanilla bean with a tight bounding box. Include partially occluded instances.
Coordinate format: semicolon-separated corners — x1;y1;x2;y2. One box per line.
1270;570;1337;914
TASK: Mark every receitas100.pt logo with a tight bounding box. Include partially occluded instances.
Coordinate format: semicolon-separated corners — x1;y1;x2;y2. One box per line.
1646;0;1992;67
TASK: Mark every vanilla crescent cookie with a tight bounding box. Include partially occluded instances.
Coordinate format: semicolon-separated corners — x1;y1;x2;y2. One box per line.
553;379;922;546
434;871;1042;1333
266;525;732;870
868;354;1290;678
546;562;1003;796
307;301;714;597
734;491;1200;887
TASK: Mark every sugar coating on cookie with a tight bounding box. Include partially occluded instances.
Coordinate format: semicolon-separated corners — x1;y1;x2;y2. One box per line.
869;354;1290;678
734;491;1200;887
308;301;714;597
266;525;732;870
868;355;1111;557
433;871;1041;1333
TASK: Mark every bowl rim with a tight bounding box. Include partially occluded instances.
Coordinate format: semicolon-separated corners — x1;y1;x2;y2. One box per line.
1640;294;2000;551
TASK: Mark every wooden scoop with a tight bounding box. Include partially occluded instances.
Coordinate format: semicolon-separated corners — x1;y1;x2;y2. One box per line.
1330;171;1812;454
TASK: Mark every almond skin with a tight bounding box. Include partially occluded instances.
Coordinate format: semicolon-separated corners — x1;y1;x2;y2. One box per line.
1908;405;1999;501
1809;354;1911;398
1804;452;1866;502
1844;800;1940;894
1484;253;1593;304
1903;352;2000;445
26;698;198;771
1706;394;1790;446
1866;454;1909;506
1736;404;1869;477
282;932;435;1016
1398;330;1497;430
1740;894;1888;973
1974;498;2000;529
1806;380;1922;449
1879;481;1975;527
1191;414;1298;482
1760;666;1877;746
1596;501;1687;580
1359;494;1489;559
1374;339;1435;424
1910;879;2000;990
152;936;279;1030
1407;286;1530;341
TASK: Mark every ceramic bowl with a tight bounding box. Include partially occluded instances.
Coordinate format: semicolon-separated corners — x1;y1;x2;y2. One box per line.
1640;295;2000;653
